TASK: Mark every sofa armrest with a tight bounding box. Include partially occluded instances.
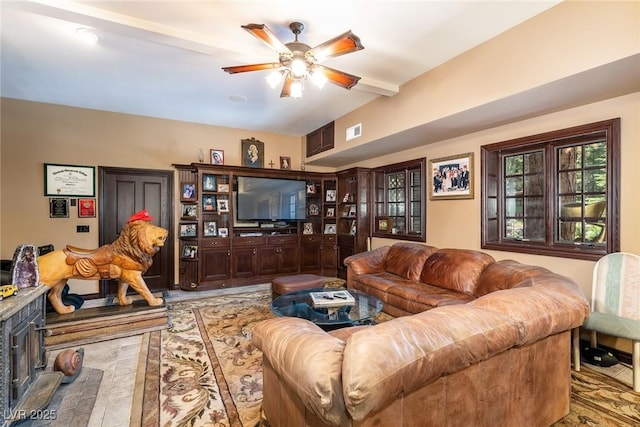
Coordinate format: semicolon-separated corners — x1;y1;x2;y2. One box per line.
252;317;348;426
344;246;389;275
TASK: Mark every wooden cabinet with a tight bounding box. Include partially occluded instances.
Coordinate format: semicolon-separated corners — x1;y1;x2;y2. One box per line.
174;164;340;291
336;168;371;279
306;121;335;157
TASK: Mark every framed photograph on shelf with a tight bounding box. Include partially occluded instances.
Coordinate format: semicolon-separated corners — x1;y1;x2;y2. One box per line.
342;193;351;203
217;183;229;193
204;221;217;237
280;156;291;170
325;189;336;202
376;216;392;233
306;184;316;194
241;138;264;168
182;204;197;218
324;223;337;234
308;203;320;216
202;174;216;191
203;195;216;211
218;227;229;238
180;223;197;237
217;199;229;212
348;205;357;217
78;198;96;218
326;207;335;217
210;149;224;165
303;222;314;235
182;244;198;258
181;182;196;202
429;152;474;200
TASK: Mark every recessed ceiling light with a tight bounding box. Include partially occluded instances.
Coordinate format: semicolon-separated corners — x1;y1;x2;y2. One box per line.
75;28;100;44
229;95;247;103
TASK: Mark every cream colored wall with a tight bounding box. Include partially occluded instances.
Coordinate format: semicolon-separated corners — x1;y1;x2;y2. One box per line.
363;93;640;298
0;99;302;292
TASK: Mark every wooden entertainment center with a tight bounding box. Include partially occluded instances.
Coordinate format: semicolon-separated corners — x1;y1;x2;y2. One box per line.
174;164;370;291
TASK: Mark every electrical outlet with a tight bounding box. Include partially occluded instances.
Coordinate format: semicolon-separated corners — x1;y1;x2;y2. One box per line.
77;225;90;233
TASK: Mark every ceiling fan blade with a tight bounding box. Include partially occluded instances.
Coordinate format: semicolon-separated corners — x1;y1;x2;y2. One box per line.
222;63;281;74
280;74;293;98
316;65;361;90
311;30;364;61
241;23;291;54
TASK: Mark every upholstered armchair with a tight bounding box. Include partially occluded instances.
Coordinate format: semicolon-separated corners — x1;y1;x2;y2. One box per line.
578;252;640;392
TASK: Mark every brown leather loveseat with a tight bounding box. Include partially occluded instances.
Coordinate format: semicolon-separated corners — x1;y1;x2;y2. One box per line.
252;243;589;426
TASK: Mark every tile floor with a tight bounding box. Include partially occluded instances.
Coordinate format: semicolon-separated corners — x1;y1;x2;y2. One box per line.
43;284;270;427
43;284;635;426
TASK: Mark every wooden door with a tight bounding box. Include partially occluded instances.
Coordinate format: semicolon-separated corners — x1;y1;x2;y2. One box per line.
99;167;174;297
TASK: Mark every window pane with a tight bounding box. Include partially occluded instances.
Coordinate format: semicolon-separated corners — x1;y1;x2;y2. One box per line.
523;152;544;174
524;197;544;217
505;156;522;175
584;141;606;167
505;177;523;196
505;198;522;217
505;218;523;239
558;171;582;194
584;169;606;192
524;175;544;196
558;145;581;170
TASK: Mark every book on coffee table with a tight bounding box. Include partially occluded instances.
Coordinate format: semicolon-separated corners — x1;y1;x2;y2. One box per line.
310;290;355;308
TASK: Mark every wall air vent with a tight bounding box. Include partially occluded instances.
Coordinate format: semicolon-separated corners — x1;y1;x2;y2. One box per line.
346;123;362;141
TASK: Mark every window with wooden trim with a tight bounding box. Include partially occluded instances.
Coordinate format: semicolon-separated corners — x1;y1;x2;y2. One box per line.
372;158;426;241
481;118;620;260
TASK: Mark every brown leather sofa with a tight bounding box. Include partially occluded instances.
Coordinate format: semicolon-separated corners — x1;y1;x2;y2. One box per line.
252;243;589;426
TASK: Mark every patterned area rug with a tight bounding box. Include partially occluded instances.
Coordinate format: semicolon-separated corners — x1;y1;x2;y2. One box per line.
135;289;640;427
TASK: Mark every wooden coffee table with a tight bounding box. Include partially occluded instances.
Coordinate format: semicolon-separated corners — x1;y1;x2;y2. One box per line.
270;287;383;329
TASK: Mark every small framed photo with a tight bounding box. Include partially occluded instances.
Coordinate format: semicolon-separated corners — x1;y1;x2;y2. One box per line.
181;182;196;202
217;183;229;193
202;174;216;191
78;198;96;218
242;138;264;168
308;203;320;216
217;199;230;212
303;222;314;235
306;183;316;194
326;207;335;217
280;156;291;170
342;193;351;203
429;152;474;200
204;221;217;237
182;244;198;258
180;223;197;237
211;149;224;165
376;216;392;233
49;198;69;218
203;195;216;211
324;223;337;234
218;227;229;238
182;204;197;218
348;205;357;217
326;189;336;202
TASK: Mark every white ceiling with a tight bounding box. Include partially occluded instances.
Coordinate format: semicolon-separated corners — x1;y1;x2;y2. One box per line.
1;0;563;139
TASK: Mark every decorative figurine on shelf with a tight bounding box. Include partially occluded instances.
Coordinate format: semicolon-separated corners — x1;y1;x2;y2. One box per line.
38;210;168;314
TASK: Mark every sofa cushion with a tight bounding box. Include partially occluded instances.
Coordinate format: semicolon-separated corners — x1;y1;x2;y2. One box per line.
475;259;552;296
384;243;438;280
420;249;495;295
342;304;519;421
470;273;589;345
252;317;348;426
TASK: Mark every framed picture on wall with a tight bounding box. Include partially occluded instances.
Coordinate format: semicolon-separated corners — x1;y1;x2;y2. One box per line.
202;174;216;191
429;152;474;200
180;223;197;237
241;138;264;168
280;156;291;170
78;198;96;218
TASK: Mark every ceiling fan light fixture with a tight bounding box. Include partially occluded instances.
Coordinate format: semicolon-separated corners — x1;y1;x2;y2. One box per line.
290;57;307;78
290;80;303;98
311;69;328;89
265;70;283;88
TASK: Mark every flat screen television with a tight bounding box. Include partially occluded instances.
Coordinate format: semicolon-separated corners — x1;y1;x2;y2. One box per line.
236;176;307;221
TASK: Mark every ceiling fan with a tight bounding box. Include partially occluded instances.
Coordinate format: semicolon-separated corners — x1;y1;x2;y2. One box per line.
222;22;364;98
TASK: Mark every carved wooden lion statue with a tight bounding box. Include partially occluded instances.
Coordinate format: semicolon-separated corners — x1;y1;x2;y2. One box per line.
38;210;168;314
